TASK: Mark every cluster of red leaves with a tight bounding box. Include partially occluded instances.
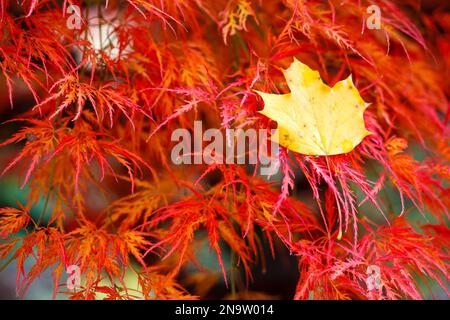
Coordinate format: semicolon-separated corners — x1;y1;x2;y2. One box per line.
0;0;448;299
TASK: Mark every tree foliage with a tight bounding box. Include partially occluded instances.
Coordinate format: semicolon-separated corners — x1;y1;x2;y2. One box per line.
0;0;448;299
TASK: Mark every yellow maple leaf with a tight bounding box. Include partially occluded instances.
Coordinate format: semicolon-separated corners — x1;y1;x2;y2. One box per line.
255;58;371;155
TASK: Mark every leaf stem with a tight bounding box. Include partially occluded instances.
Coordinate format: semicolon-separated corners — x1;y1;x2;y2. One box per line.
0;254;16;273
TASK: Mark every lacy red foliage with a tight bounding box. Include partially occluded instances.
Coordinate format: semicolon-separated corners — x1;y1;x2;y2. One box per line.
0;0;448;299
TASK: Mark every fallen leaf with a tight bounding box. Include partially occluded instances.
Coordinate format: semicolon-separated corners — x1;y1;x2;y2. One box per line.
255;58;371;155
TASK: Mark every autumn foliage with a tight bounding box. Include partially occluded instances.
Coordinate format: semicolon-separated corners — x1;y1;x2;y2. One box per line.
0;0;448;299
